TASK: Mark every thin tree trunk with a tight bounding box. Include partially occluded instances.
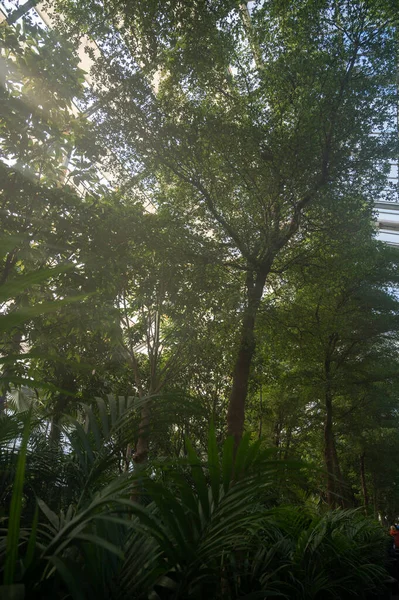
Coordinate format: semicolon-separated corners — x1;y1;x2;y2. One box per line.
324;361;336;507
0;330;23;415
274;421;282;449
360;452;369;511
284;426;292;460
134;402;151;465
324;398;336;507
332;436;347;507
258;384;263;440
372;473;378;519
49;370;75;445
49;393;70;445
0;251;17;286
227;268;268;446
183;421;189;457
130;400;151;504
238;2;264;71
124;444;132;472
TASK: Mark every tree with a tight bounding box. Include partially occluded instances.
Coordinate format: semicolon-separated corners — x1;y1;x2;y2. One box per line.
52;0;398;443
1;14;237;455
253;197;399;506
0;16;117;427
0;17;103;189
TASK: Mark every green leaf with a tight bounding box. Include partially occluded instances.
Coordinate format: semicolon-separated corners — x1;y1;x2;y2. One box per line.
147;482;194;557
207;421;220;508
109;395;118;427
4;412;31;584
24;503;39;569
48;556;87;600
0;585;25;600
74;533;124;559
82;405;102;451
0;295;93;333
185;438;210;520
0;265;71;303
37;499;59;532
234;433;251;480
95;397;110;439
222;436;234;494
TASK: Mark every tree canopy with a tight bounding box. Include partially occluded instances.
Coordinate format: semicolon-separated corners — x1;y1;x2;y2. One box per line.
1;1;399;597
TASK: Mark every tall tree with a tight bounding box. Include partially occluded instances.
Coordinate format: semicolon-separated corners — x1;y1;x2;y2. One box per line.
52;0;398;443
254;199;399;506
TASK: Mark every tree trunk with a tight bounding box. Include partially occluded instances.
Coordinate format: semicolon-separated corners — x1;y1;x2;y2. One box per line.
49;370;75;446
274;421;282;449
324;393;336;507
0;250;17;286
0;394;6;415
134;402;151;465
323;348;347;508
360;452;369;511
0;330;23;415
227;268;268;446
332;436;348;508
258;384;263;440
49;393;70;445
130;400;151;504
323;357;337;508
284;426;292;460
372;474;378;519
124;444;132;471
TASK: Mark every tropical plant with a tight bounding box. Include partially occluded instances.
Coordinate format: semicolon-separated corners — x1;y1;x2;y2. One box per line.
0;400;390;599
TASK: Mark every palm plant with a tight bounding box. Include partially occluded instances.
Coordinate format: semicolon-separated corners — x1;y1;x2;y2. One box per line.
248;507;387;600
0;398;389;600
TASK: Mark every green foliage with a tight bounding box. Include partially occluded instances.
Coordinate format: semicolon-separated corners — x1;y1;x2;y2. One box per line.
256;508;387;599
245;201;399;509
1;4;399;598
0;408;385;599
49;0;399;445
0;18;102;189
3;412;30;585
0;410;390;599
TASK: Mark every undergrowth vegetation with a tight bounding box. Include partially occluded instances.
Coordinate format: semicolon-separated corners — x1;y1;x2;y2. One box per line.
0;399;389;599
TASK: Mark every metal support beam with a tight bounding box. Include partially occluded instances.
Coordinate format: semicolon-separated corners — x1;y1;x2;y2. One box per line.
6;0;39;25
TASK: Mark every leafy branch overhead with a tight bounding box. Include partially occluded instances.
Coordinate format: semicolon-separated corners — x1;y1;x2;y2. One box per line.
1;2;399;598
